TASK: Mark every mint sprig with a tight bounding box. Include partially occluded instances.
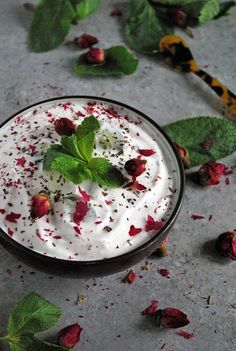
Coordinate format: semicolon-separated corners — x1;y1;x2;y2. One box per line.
44;115;125;188
0;292;67;351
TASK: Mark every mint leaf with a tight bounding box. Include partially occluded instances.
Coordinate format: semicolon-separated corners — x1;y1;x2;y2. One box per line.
75;115;100;139
72;0;100;20
88;157;125;187
8;334;67;351
7;292;61;336
214;1;235;19
163;116;236;166
29;0;76;52
125;0;173;54
75;46;139;77
50;155;87;184
44;145;69;170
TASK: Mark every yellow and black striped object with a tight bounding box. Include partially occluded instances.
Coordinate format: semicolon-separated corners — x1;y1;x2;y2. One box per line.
159;35;236;117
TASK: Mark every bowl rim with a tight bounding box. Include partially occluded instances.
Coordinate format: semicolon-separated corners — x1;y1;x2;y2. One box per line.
0;95;185;267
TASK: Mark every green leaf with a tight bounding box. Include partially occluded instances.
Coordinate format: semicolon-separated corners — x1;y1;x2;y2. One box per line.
152;0;220;24
43;144;69;170
72;0;100;20
88;157;125;187
75;115;100;139
75;46;139;77
7;292;61;336
163;116;236;166
8;334;67;351
214;1;235;19
50;155;87;184
125;0;173;54
29;0;76;52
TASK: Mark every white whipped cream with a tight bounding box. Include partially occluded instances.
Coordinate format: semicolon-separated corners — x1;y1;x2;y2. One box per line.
0;98;181;261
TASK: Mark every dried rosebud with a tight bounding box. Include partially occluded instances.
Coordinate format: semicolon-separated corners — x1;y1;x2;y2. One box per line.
31;193;51;219
166;7;188;28
151;238;168;257
57;323;83;349
142;300;159;315
74;33;98;48
86;48;105;64
215;230;236;260
198;161;226;186
157;308;190;328
54;118;76;136
125;158;147;177
175;143;190;168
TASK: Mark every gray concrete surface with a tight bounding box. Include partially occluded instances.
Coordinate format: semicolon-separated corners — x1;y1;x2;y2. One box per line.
0;1;236;350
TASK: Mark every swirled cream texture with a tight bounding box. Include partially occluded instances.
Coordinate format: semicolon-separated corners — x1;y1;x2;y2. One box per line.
0;99;180;260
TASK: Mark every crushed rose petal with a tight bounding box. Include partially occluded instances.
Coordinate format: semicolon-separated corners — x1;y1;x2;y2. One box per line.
200;138;215;149
142;300;159;315
145;215;164;232
129;225;142;236
191;214;205;220
7;228;14;237
78;187;90;202
15;157;26;167
73;201;89;226
133;178;147;191
138;149;156;157
125;158;147;177
5;212;21;223
197;161;226;186
177;329;195;339
123;270;136;284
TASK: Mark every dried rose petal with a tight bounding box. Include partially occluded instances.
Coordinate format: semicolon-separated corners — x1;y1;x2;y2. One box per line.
57;323;83;349
133;178;147;191
73;201;89;226
200;138;215;149
191;214;205;220
123;270;136;284
0;209;6;214
157;307;190;328
129;225;142;237
125;158;147;177
54;118;76;136
86;48;105;64
198;161;226;186
166;7;188;28
142;300;159;315
78;187;90;202
175;143;190;168
145;215;164;232
138;149;156;157
5;212;21;223
177;329;195;339
215;230;236;260
159;269;170;277
110;8;123;16
74;33;98;48
15;157;26;167
31;194;51;219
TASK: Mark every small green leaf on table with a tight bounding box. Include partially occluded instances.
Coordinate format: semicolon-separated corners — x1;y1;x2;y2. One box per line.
29;0;76;52
163;116;236;167
72;0;100;20
125;0;173;54
75;46;139;77
7;292;61;336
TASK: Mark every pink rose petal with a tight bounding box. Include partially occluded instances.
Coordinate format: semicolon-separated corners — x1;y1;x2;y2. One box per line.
78;187;91;202
129;225;142;236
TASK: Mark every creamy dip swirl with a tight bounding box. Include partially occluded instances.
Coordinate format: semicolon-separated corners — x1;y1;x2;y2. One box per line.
0;99;180;261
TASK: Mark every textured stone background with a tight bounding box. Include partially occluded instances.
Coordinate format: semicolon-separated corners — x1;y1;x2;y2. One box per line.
0;1;235;350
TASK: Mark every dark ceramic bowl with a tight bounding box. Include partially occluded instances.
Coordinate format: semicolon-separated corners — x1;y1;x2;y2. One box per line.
0;96;185;277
